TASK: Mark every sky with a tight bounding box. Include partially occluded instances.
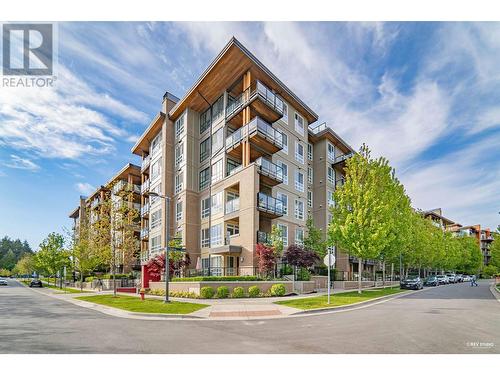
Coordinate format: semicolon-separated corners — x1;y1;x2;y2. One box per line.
0;21;499;250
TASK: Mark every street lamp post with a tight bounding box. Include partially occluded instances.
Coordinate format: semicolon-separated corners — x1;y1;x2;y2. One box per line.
149;192;171;303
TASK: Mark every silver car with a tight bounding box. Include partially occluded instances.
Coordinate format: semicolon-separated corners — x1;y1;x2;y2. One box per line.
446;274;456;283
0;278;8;286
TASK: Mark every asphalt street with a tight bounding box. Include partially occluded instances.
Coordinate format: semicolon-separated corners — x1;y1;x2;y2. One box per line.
0;279;498;353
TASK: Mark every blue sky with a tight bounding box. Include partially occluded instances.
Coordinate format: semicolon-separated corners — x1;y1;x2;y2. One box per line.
0;22;499;249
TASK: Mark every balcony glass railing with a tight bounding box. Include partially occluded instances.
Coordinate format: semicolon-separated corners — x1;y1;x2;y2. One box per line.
141;203;149;216
308;122;328;134
141;179;150;194
140;229;149;240
225;198;240;214
226;80;284;119
141;155;151;171
225;116;284;150
255;157;284;183
257;231;271;244
334;152;354;164
257;192;284;216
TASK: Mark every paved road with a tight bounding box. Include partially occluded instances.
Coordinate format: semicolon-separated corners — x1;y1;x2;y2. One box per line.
0;279;499;353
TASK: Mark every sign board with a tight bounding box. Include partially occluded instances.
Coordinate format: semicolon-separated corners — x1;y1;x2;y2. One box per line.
323;253;336;267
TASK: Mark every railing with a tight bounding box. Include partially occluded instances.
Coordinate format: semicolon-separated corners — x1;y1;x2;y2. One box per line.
141;203;149;216
140;250;149;262
257;192;284;216
257;231;270;244
112;181;141;195
91;199;100;209
225;198;240;214
141;179;150;194
141;155;151;171
308;122;328;134
185;266;260;277
225;116;284;150
255;157;284;183
334;152;354;164
140;228;149;240
226;80;284;120
348;255;377;265
227;164;243;177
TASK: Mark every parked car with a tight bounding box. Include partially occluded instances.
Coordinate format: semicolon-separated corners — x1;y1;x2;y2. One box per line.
446;273;456;283
400;275;424;290
455;274;463;283
0;278;8;286
29;279;43;288
424;275;439;286
436;275;448;285
463;275;471;282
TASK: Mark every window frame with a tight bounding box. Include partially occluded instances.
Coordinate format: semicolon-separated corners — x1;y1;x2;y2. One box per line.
295;141;305;164
294;112;304;135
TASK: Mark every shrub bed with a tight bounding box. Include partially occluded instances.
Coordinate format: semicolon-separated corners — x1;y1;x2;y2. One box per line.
171;276;262;282
200;286;215;299
248;286;260;297
85;274;133;282
270;283;286;296
232;287;245;298
216;286;229;298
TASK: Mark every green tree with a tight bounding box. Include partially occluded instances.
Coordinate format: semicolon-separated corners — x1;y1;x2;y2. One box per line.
490;231;500;269
34;233;70;286
13;253;36;276
304;216;327;258
0;249;16;270
269;224;284;259
328;144;402;293
455;236;482;275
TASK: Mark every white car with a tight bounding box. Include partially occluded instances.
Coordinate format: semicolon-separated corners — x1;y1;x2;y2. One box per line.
446;274;456;283
463;275;471;282
0;278;8;286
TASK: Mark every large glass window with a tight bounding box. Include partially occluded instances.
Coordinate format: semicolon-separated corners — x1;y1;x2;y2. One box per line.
175;172;183;194
282;102;288;123
200;108;211;134
201;228;210;247
201;197;210;218
295;228;304;245
307;191;313;208
211;191;223;215
212;96;224;122
176;200;183;221
282;132;288;154
150;209;161;229
307;166;313;184
307;143;313;160
328;166;335;184
150;235;161;252
210;224;223;246
150;183;161;206
295;170;304;192
295;142;304;164
175;143;183;166
328;142;335;162
151;133;162;156
295;199;304;220
199;168;210;191
277;224;288;247
277;192;288;216
211;128;223;155
211;159;223;184
226;223;239;237
150;158;162;181
200;138;210;163
328;190;335;207
277;160;288;184
175;114;185;138
226;158;241;176
295;112;304;135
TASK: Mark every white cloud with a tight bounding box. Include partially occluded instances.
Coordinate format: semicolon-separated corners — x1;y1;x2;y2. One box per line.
3;154;40;171
75;182;95;196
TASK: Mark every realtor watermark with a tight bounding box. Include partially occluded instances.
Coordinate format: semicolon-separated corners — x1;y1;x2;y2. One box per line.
1;23;57;87
465;341;495;348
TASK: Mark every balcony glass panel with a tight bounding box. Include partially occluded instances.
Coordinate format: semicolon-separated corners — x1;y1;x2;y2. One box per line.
257;192;284;216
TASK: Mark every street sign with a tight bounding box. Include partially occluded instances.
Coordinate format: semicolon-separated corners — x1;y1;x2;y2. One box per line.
323;253;336;267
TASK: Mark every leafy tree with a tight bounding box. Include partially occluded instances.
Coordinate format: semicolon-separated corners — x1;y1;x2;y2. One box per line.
455;236;482;275
13;253;36;276
34;232;70;286
284;244;320;269
146;251;190;280
328;144;404;293
0;268;12;277
0;236;33;270
0;250;16;270
269;224;284;259
304;216;327;258
490;232;500;270
255;243;276;277
481;264;498;278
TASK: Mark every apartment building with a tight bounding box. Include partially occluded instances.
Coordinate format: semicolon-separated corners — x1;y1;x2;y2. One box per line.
479;228;494;266
69;163;142;273
130;37;360;286
423;208;458;231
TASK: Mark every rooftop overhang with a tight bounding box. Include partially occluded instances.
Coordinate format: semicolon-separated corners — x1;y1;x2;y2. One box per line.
131;112;166;155
423;211;457;227
69;206;80;219
209;245;242;255
308;124;355;154
105;163;141;187
168;37;318;124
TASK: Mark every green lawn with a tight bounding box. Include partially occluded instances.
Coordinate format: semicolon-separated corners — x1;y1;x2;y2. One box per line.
75;295;208;315
275;287;406;310
41;281;89;294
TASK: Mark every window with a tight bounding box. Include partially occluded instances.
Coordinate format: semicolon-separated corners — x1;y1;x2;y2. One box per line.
328;190;335;207
199;168;210;191
295;170;304;192
327;142;335;162
176;201;183;221
210;224;223;246
295;113;304;135
226;158;241;176
151;133;161;156
211;128;223;155
277;160;288;184
328;166;335;184
150;209;161;229
278;224;288;247
200;138;210;163
150;183;161;206
211;159;223;184
150;158;162;181
282;102;288;123
175;142;183;166
295;199;304;220
175;114;185;138
307;166;313;184
150;235;161;252
307;143;313;160
175;172;183;194
307;191;313;208
212;96;223;122
277;192;288;215
200;108;211;134
201;197;210;219
282;132;288;154
295;142;304;164
295;228;304;245
226;223;239;237
211;191;223;215
201;228;210;247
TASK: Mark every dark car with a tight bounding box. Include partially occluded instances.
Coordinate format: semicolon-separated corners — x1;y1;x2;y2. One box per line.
424;275;439;286
400;275;424;290
29;279;43;288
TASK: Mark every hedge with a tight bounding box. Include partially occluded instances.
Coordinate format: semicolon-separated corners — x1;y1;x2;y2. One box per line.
85;274;133;282
216;286;229;298
171;276;263;282
200;286;215;299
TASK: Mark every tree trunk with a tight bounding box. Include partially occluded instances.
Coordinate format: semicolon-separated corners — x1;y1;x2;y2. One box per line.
358;259;363;294
80;271;84;291
391;263;394;283
382;261;386;286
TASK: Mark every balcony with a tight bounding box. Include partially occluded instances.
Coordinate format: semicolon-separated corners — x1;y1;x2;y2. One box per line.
257;192;284;219
141;155;151;172
255;157;283;187
140;250;149;263
140;228;149;241
225;116;284;160
225;198;240;215
112;180;141;195
481;235;494;242
141;203;150;217
226;80;284;126
332;152;354;172
257;231;271;244
335;177;345;189
349;255;376;266
141;179;150;195
90;198;100;209
308;122;328;135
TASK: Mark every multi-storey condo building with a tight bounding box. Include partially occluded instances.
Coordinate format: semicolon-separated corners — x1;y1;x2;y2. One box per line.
131;37;360;286
423;208;457;231
479;228;494;266
69;163;142;273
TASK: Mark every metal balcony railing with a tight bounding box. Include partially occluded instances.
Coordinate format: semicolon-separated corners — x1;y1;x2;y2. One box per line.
308;122;328;134
257;192;284;216
225;198;240;215
225;116;284;150
255;157;284;183
334;152;354;165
